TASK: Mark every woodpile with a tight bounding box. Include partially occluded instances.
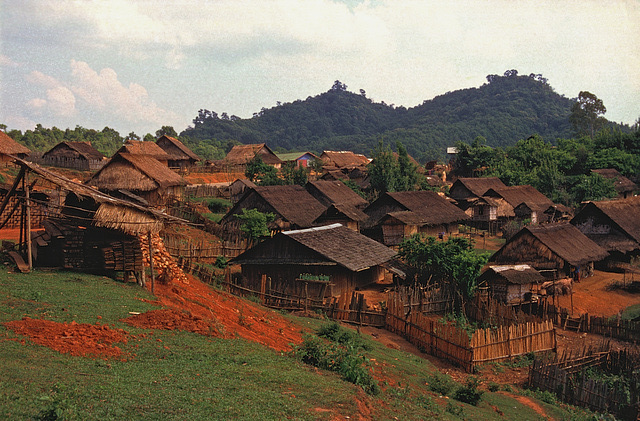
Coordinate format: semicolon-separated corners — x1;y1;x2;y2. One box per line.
138;233;189;284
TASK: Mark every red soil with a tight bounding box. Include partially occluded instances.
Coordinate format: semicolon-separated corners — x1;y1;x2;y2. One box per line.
3;318;130;360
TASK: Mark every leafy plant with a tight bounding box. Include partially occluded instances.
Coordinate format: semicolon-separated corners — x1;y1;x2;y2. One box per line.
426;372;456;396
453;376;483;406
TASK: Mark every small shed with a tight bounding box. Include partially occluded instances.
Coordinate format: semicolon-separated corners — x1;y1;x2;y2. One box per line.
42;141;106;171
363;191;469;247
156;135;201;168
86;153;187;206
490;223;609;279
0;131;30;162
591;168;637;199
117;140;171;165
229;178;257;204
479;265;545;304
484;185;555;224
231;223;397;298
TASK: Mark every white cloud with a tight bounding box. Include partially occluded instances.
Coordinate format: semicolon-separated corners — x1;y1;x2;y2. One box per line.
47;86;76;117
25;71;61;89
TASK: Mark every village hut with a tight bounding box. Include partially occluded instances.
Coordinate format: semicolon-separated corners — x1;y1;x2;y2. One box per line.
319;167;371;191
155;135;201;168
231;223;398;298
544;204;574;223
0;131;30;163
224;144;283;169
479;265;545;305
483;185;555;224
306;180;369;231
571;196;640;262
41;141;106;171
320;151;370;171
229;178;257;204
489;223;609;280
313;203;369;231
449;177;507;203
221;184;327;233
86;153;187;206
275;151;318;168
363;191;469;247
591;168;637;199
117;140;171;165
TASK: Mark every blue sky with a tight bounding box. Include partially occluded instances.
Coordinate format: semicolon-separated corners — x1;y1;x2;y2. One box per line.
1;0;639;137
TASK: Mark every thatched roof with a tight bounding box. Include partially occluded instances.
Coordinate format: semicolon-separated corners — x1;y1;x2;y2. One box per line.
0;131;30;156
450;177;506;199
320;151;370;168
118;140;171;161
369;191;469;227
498;223;609;266
315;203;369;224
484;185;554;212
480;265;544;285
225;144;282;165
13;157;186;235
576;196;640;245
227;185;327;228
232;223;397;272
87;153;187;192
306;180;368;209
44;141;105;160
156;135;200;161
591;169;637;194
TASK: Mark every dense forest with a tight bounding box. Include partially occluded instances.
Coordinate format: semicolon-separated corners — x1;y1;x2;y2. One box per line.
3;70;634;163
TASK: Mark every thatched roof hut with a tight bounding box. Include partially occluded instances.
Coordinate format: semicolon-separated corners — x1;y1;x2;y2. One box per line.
41;141;106;171
156;135;201;168
591;168;637;199
222;184;327;232
449;177;507;202
0;131;30;161
490;223;608;278
231;223;397;297
479;265;545;304
117;140;171;164
306;180;368;209
484;185;555;223
86;153;187;206
363;191;469;246
224;144;282;167
571;196;640;254
320;151;369;170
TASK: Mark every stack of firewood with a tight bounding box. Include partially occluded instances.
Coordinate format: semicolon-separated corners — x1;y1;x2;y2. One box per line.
138;233;189;284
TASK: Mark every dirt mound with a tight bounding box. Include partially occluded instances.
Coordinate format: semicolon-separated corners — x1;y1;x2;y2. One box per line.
124;308;222;336
3;317;129;359
145;274;305;352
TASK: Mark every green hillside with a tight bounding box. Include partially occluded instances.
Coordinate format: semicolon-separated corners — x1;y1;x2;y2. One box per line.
180;71;613;162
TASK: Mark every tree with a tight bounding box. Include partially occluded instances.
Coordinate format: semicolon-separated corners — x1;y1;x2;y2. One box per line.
281;162;308;186
571;173;617;203
570;91;607;137
245;156;282;185
395;142;419;191
155;126;177;138
125;132;140;141
368;141;398;195
236;208;275;242
331;80;347;92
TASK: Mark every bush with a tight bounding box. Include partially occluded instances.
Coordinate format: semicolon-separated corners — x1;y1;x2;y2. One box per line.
214;255;228;269
453;376;483;406
426;372;456;396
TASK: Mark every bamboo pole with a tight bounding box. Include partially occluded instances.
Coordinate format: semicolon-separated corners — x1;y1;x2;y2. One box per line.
148;231;155;294
25;171;32;270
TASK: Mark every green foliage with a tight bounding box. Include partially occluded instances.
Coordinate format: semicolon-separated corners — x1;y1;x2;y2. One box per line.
452;376;483;406
570;91;607;137
245;156;282;185
426;372;456;396
36;384;78;421
236;208;275;241
294;323;379;395
214;255;228;269
368;141;421;195
571;173;617;203
280;162;309;186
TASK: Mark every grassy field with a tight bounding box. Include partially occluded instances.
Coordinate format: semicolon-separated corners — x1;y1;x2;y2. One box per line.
0;268;599;420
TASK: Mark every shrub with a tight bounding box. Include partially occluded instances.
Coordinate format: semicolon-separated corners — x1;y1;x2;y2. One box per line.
453;376;483;406
214;255;228;269
426;372;456;396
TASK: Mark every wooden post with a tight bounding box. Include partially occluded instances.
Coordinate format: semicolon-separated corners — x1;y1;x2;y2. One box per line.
148;231;155;294
304;281;308;313
25;171;32;270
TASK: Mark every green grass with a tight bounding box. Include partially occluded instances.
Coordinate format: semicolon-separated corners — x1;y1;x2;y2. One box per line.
620;303;640;321
0;268;602;420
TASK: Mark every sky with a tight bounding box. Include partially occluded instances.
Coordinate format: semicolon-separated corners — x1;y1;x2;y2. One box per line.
1;0;639;138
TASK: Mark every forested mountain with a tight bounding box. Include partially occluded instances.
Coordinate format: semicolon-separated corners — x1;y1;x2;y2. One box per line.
180;71;623;162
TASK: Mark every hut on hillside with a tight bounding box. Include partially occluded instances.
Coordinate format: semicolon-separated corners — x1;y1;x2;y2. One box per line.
449;177;507;204
229;178;257;204
479;265;545;305
221;184;327;234
156;135;201;168
306;180;369;231
117;140;171;165
231;223;397;298
591;168;637;199
571;196;640;263
0;131;30;163
489;223;608;280
223;144;283;170
86;153;187;206
543;204;574;223
320;167;370;191
363;191;469;247
41;141;106;171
